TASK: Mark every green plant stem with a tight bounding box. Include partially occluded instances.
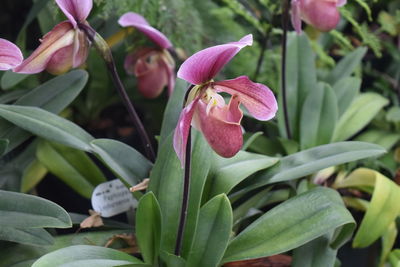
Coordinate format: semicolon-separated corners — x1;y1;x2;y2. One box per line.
78;24;155;162
281;0;292;139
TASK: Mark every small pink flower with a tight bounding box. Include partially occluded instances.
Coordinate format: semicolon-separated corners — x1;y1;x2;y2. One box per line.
118;12;175;98
14;0;92;74
0;38;23;70
173;35;278;164
291;0;346;33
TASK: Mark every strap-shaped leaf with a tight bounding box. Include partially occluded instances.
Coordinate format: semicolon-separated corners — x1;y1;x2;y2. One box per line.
0;104;94;151
332;77;361;117
241;141;385;192
136;192;162;265
0;70;89;154
91;139;152;186
206;151;278;199
36;141;107;198
335;168;400;247
187;194;232;267
0;227;54;246
0;190;71;229
332;93;389;142
32;245;145;267
222;187;355;263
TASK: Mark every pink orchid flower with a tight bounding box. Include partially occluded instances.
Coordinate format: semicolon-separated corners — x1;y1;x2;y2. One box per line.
14;0;92;75
118;12;175;99
291;0;347;33
0;38;23;71
173;34;278;164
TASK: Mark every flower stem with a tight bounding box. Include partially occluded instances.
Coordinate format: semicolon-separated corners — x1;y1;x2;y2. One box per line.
281;0;292;139
174;84;195;256
174;126;192;256
79;24;156;162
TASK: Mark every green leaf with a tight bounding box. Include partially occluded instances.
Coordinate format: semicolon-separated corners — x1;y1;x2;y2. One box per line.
242;142;386;191
332;77;361;117
0;138;9;156
0;190;71;229
0;227;54;246
1;71;29;90
0;70;89;154
206;151;278;199
136;192;162;265
332;93;389;141
279;33;317;140
32;245;144;267
160;252;186;267
21;159;48;193
355;130;400;151
389;249;400;267
0;105;94;151
148;134;183;255
300;83;338;149
0;89;27;104
325;47;367;84
36;141;106;198
159;79;187;146
292;233;337;267
187;194;232;267
90;139;152;186
336;168;400;248
222;187;355;262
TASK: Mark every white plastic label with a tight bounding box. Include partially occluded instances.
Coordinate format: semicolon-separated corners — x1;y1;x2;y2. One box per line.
91;179;137;217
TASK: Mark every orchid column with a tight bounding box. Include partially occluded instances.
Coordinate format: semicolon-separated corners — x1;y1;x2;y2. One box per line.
173;34;278;255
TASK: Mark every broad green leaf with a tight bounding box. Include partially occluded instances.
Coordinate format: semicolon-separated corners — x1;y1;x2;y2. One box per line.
159;79;187;146
36;141;106;198
148;134;183;254
160;252;186;267
0;70;89;153
332;77;361;116
206;151;278;199
389;249;400;267
187;194;232;267
90;139;152;186
0;230;133;267
0;105;94;151
335;168;400;248
181;132;211;258
21;159;48;193
242;142;385;191
325;47;367;84
0;227;54;246
222;187;355;262
32;245;144;267
1;71;30;90
279;33;317;140
292;233;337;267
0;190;71;229
386;107;400;123
0;89;27;104
242;131;263;150
332;93;389;142
0;139;9;156
380;222;397;266
300;83;338;149
136;192;162;265
355;130;400;150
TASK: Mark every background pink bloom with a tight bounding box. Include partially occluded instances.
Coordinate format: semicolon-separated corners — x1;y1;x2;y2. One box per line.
174;35;278;165
119;12;175;98
291;0;345;33
14;0;92;74
0;38;23;70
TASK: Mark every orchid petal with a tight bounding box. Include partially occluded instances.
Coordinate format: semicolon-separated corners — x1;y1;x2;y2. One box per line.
173;97;200;166
194;96;243;158
291;0;302;34
14;22;75;74
337;0;347;7
72;29;90;68
177;34;253;85
118;12;172;49
0;38;23;70
160;52;176;96
56;0;93;27
213;76;278;121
